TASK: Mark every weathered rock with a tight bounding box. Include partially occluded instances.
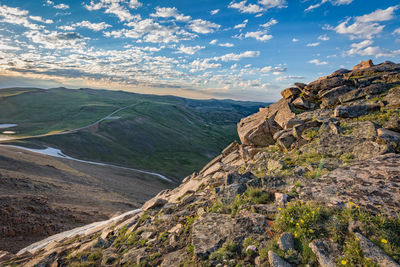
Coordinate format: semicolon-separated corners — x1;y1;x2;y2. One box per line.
142;198;167;211
281;87;301;100
237;108;275;146
319;85;355;107
160;249;187;267
355;233;400;267
302;154;400;216
309;239;340;267
334;104;380;118
233;211;271;237
278;232;294;252
384;86;400;107
275;193;288;207
377;128;400;151
384;116;400;132
120;247;146;265
274;129;296;150
268;251;292;267
202;162;224;177
306;76;351;93
251;204;277;219
353;59;374;70
292;97;313;110
102;250;119;265
217;183;246;204
292;120;322;139
0;250;14;262
192;213;234;258
222;140;239;156
225;171;251;185
339;83;390;103
317;133;358;157
270;99;296;129
353;141;390;160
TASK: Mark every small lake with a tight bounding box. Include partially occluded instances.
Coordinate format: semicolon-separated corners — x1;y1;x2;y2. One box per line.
0;124;17;129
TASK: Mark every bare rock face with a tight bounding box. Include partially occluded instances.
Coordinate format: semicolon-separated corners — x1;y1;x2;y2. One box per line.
269;98;296;129
237;108;275;147
353;59;374;70
309;239;340;267
334;104;380;118
302;153;400;216
384;86;400;108
355;233;400;267
281;87;300;100
268;251;292;267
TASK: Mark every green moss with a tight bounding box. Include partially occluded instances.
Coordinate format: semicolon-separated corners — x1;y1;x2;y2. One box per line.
339;153;355;164
302;127;319;140
353;109;399;126
186;244;194;254
87;250;102;261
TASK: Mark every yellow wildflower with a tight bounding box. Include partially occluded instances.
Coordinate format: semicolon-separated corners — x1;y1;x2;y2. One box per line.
278;207;281;211
355;237;360;241
381;239;388;244
378;205;382;208
296;223;300;226
294;232;298;238
300;219;304;224
341;260;347;265
309;229;314;233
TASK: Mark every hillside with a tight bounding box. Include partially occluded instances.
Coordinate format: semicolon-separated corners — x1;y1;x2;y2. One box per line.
0;88;265;180
0;145;172;254
1;60;400;266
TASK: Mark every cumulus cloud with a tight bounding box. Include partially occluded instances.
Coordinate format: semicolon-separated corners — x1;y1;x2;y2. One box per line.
209;39;218;45
217;51;260;62
229;0;286;14
305;0;353;12
0;5;41;29
29;15;53;24
188;19;220;34
245;30;273;41
393;28;400;35
210;9;220;15
276;75;304;81
85;0;141;21
307;42;320;47
234;19;248;29
260;65;287;75
308;59;328;65
191;58;221;71
346;39;400;57
72;21;112;31
260;18;278;28
331;6;398;39
176;45;205;55
25;30;85;50
151;7;191;22
219;43;234;47
318;34;329;41
292;38;299;42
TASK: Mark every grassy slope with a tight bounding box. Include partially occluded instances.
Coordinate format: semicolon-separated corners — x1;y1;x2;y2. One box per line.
0;87;265;180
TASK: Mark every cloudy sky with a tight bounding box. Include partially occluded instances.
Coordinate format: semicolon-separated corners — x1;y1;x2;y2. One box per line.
0;0;399;101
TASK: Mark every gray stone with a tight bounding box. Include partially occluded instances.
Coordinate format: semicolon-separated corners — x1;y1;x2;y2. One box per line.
192;213;234;259
309;239;340;267
275;193;288;206
292;97;313;110
377;128;400;151
384;117;400;132
302;154;400;216
268;159;286;172
269;98;297;129
319;85;355;107
352;141;390;160
384;86;400;108
292;120;321;139
160;249;187;267
222;141;239;156
334;104;380;118
142;198;167;211
355;233;400;267
274;129;296;150
281;87;301;99
268;251;292;267
278;232;295;252
120;247;147;265
217;183;247;204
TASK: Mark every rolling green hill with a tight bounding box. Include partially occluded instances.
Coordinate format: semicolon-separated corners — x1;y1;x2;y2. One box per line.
0;87;265;180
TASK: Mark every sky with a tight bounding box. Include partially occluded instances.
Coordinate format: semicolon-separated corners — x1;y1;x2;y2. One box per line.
0;0;399;102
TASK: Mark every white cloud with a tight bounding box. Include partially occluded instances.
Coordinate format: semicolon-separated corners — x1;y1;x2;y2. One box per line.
260;65;287;75
258;0;287;9
54;4;69;10
210;9;220;15
234;19;248;29
228;1;264;14
0;5;41;29
150;7;191;22
188;19;220;34
393;28;400;35
73;21;112;31
191;58;221;70
245;31;272;41
305;0;353;12
346;39;400;57
318;34;329;41
209;39;218;45
332;6;398;39
307;42;320;47
309;59;328;65
217;51;260;62
176;45;204;55
85;0;141;21
29;15;53;24
276;75;304;81
260;18;278;28
292;38;299;42
219;43;234;47
25;30;85;50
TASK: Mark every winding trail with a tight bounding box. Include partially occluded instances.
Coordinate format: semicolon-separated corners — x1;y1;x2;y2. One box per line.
0;144;172;182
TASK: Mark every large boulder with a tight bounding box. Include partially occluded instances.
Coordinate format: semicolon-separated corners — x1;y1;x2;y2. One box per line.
268;98;296;129
384;86;400;108
353;59;374;70
334;104;380;118
309;239;340;267
319;85;355;107
237;108;275;146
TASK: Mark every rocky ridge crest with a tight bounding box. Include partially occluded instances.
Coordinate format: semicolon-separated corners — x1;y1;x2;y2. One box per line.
1;60;400;267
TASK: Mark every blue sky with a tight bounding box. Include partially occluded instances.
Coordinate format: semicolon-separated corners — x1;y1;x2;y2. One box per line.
0;0;399;101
